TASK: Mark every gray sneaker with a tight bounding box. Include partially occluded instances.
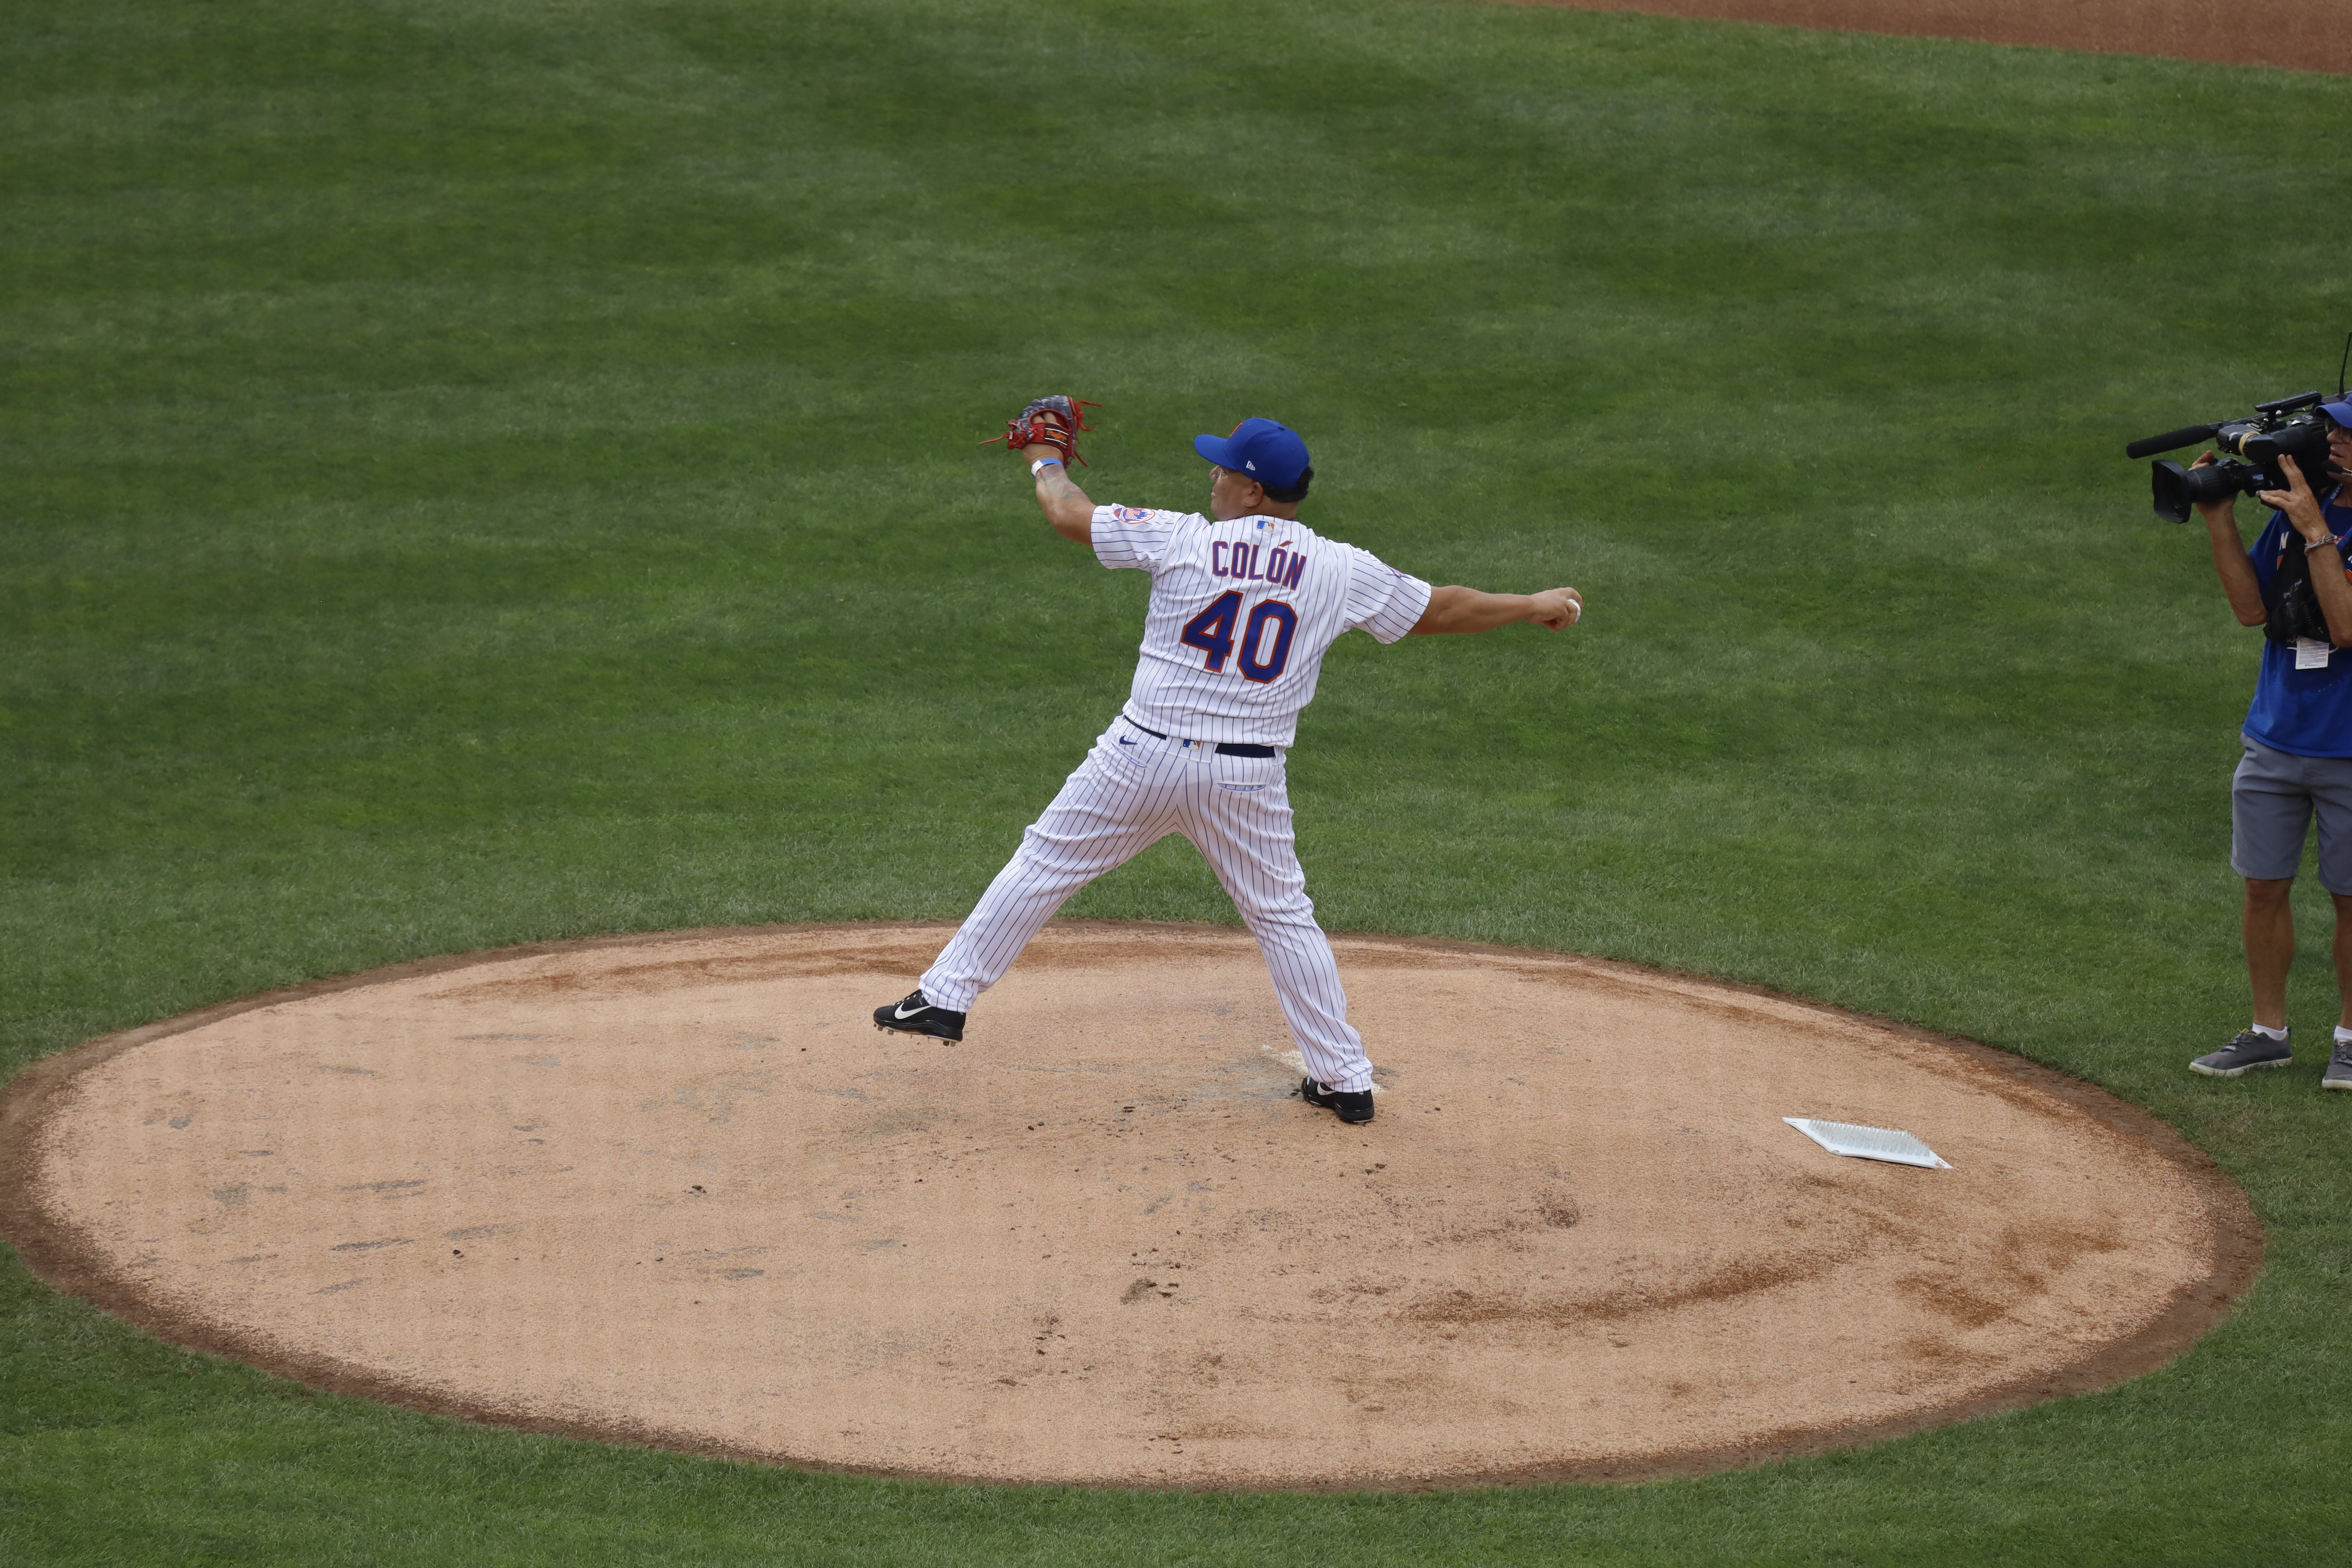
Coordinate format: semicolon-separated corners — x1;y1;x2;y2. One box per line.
2324;1041;2352;1091
2190;1029;2294;1078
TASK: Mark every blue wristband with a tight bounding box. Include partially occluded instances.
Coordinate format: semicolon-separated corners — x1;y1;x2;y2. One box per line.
1030;457;1064;475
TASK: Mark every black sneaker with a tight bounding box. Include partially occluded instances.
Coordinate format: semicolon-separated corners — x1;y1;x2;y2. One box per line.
2324;1040;2352;1092
873;990;965;1043
2189;1029;2292;1078
1300;1075;1374;1124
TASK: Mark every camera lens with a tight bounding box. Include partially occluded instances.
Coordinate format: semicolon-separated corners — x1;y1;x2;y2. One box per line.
2152;459;2245;524
2152;461;2193;523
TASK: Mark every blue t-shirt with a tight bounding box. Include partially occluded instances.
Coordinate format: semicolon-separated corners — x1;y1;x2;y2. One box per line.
2245;492;2352;756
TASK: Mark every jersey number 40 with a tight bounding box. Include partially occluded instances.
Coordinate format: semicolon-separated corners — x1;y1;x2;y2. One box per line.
1180;591;1298;683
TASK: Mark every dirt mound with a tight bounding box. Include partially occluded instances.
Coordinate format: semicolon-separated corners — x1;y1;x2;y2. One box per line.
0;923;2257;1488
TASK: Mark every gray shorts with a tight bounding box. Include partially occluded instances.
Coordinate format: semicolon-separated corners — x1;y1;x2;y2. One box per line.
2231;733;2352;891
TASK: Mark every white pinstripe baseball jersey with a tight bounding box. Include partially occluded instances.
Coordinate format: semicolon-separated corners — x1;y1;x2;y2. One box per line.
1091;505;1433;746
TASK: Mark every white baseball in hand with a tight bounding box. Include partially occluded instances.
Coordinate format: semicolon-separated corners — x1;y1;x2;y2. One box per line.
1531;588;1582;631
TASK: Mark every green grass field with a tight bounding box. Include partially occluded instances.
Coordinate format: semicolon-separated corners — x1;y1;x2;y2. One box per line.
6;0;2352;1561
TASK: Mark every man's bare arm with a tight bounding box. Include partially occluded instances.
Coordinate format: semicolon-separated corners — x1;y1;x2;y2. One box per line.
2196;453;2269;628
1024;445;1096;543
1408;584;1582;635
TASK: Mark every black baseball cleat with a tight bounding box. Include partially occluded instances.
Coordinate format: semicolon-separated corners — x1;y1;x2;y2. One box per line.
873;990;965;1043
1300;1075;1374;1124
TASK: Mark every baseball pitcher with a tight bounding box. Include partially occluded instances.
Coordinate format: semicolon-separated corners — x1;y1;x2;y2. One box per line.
874;398;1582;1125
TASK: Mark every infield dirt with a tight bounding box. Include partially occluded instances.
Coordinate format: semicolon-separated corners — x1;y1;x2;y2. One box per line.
1512;0;2352;77
1;923;2257;1488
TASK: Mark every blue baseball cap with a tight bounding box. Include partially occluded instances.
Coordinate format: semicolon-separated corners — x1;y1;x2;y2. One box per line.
2323;396;2352;427
1193;418;1311;490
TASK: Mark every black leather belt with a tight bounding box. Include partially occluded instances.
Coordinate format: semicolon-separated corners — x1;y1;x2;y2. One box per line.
1124;718;1277;758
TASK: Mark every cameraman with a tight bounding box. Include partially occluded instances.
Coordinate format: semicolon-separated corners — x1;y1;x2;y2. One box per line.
2192;398;2352;1091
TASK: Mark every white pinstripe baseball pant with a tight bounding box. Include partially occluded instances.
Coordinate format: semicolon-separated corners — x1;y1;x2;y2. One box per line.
920;716;1374;1093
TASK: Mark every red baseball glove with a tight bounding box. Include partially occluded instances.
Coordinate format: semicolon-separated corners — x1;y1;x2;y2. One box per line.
986;395;1099;466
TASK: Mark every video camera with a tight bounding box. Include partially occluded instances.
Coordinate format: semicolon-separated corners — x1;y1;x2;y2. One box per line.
2127;390;2342;524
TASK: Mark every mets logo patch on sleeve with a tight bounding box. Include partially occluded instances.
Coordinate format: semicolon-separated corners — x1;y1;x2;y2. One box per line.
1111;506;1155;523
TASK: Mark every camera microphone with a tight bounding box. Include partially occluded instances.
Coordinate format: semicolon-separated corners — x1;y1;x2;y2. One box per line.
2125;424;2220;460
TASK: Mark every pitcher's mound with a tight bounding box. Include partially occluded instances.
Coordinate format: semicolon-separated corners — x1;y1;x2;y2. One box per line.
2;923;2255;1488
